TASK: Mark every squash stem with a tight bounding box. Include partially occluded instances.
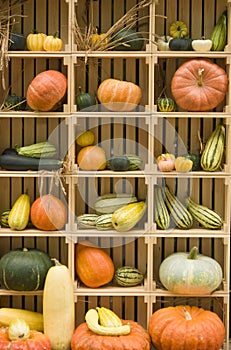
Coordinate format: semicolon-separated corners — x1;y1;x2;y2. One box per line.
51;258;63;266
183;307;193;321
187;246;198;260
197;68;204;86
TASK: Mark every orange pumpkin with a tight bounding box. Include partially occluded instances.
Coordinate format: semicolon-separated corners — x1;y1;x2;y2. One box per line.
97;78;142;112
171;59;228;111
71;320;151;350
26;70;67;111
77;145;106;170
30;194;67;231
75;240;114;288
148;305;225;350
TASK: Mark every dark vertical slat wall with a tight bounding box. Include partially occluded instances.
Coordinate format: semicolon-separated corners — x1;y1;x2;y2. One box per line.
0;0;230;344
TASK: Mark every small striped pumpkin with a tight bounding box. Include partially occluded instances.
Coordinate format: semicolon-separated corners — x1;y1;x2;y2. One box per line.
97;78;142;112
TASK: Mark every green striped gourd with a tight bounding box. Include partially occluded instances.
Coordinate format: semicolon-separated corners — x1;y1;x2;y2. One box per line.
157;96;175;112
8;193;30;230
77;214;99;228
0;210;11;228
96;214;113;230
164;187;193;229
187;198;223;229
200;124;225;171
114;266;144;287
106;154;142;171
211;10;227;51
94;193;137;215
154;186;170;230
112;201;146;232
16;142;57;158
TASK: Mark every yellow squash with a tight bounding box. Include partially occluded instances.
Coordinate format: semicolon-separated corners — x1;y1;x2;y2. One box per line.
112;201;146;232
8;192;30;230
0;308;43;331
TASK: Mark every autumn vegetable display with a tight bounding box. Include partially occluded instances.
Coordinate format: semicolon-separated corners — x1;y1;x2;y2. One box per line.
75;240;115;288
26;30;47;51
171;59;229;111
97;78;142;112
159;246;223;295
43;259;75;350
71;307;151;350
0;248;53;291
30;194;67;231
26;70;67;111
148;305;225;350
0;318;51;350
43;32;63;51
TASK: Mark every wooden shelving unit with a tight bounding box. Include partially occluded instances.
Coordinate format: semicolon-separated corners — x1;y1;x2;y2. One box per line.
0;0;230;348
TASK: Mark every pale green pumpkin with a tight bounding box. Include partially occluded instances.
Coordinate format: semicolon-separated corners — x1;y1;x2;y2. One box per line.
159;246;222;295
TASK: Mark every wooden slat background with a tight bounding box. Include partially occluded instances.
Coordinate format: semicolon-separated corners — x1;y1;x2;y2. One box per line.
0;0;230;346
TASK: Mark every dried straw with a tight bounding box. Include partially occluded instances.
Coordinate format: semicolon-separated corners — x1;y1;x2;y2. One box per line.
73;0;157;52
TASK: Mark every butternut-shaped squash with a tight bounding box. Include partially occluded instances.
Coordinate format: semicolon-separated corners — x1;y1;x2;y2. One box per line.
43;259;75;350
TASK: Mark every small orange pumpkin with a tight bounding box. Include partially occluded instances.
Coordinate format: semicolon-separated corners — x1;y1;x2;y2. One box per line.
171;59;228;111
75;240;114;288
148;305;225;350
77;145;106;170
26;70;67;111
30;194;67;231
97;78;142;112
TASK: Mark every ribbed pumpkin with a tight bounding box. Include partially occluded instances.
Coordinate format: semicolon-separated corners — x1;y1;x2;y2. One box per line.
75;240;114;288
171;59;228;111
0;248;53;291
71;320;151;350
148;305;225;350
97;78;142;112
30;194;67;231
26;70;67;111
159;247;223;295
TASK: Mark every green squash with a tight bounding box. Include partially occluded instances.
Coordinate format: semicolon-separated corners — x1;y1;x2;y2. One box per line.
4;95;27;111
76;87;96;111
169;38;192;51
187;153;201;171
108;156;130;171
157;96;175;112
159;246;223;295
8;33;26;51
113;29;144;51
0;248;53;291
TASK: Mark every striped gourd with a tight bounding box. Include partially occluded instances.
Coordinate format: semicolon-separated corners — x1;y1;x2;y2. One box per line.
16;142;57;158
96;214;113;230
114;266;144;287
8;193;30;230
157;96;175;112
164;187;193;229
211;10;227;51
0;210;11;228
106;154;142;171
77;214;99;228
94;193;137;215
187;198;223;229
96;307;122;327
200;124;225;171
154;186;170;230
112;201;146;232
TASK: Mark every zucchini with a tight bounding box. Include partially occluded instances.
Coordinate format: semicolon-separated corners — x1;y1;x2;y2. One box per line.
0;154;63;171
16;142;57;158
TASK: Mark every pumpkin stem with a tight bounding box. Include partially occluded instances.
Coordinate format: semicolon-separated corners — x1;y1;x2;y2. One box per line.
51;258;63;266
53;31;59;38
197;68;204;86
183;307;193;321
187;246;198;260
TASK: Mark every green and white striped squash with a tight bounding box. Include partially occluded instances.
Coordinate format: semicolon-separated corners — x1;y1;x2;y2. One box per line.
114;266;144;287
187;198;223;229
94;193;137;215
154;186;170;230
96;214;113;230
157;96;175;112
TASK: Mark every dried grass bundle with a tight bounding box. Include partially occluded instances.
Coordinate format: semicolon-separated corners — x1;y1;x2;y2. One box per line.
73;0;155;52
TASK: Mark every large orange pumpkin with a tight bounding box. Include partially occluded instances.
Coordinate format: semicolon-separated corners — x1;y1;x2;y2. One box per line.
97;78;142;112
26;70;67;111
77;145;106;170
30;194;67;231
171;59;228;111
71;320;151;350
148;305;225;350
75;240;114;288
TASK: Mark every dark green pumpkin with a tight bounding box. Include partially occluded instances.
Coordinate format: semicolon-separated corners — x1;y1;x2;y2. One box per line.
187;153;201;171
4;95;27;111
108;156;130;171
113;29;144;51
76;87;96;111
169;38;192;51
8;33;26;51
0;248;53;291
157;96;175;112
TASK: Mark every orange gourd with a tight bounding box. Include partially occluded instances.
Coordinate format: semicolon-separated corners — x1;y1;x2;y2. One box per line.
97;78;142;112
30;194;67;231
26;70;67;111
171;59;228;111
148;305;225;350
75;241;114;288
77;145;106;170
71;320;151;350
